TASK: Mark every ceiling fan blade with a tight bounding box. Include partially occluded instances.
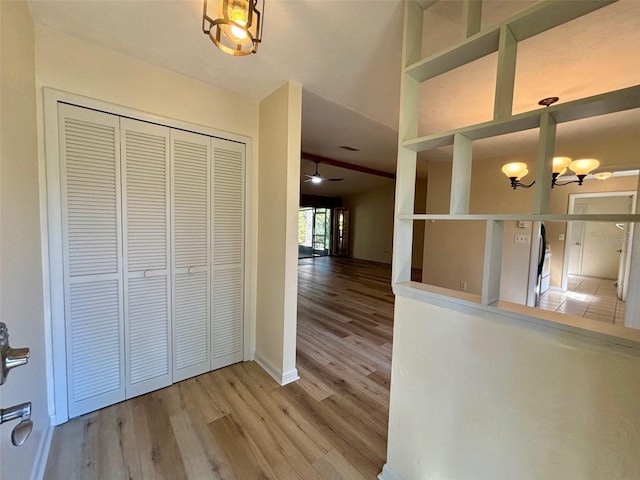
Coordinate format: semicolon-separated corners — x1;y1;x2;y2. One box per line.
304;173;315;179
326;178;343;182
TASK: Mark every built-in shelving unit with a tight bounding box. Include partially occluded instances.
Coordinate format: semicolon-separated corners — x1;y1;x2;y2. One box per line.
405;0;615;83
392;0;640;329
403;85;640;152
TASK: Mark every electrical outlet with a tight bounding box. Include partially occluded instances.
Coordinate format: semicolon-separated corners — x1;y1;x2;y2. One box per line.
460;281;467;291
514;234;530;244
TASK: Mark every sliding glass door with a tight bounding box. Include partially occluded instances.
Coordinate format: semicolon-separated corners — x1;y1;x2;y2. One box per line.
298;207;332;258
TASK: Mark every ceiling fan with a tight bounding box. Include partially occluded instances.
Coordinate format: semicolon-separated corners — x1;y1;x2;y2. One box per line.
304;161;343;184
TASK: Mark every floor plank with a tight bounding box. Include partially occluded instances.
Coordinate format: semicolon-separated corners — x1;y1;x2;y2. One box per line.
45;257;394;479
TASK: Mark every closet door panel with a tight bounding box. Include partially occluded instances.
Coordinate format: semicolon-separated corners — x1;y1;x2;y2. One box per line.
121;118;172;398
175;270;209;370
59;104;125;418
171;130;211;381
212;138;245;369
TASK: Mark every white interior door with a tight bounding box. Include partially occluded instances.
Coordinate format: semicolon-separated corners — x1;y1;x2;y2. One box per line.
568;205;586;275
59;104;125;418
171;130;212;382
121;118;172;398
211;138;245;369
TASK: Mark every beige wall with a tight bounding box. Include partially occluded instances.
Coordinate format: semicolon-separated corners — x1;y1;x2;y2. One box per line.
0;1;50;478
255;81;301;384
423;156;638;298
384;296;640;480
422;162;486;294
35;26;257;141
342;180;396;264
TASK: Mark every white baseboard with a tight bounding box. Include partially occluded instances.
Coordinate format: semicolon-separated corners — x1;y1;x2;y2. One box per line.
253;352;299;386
281;367;300;385
378;463;402;480
32;419;54;480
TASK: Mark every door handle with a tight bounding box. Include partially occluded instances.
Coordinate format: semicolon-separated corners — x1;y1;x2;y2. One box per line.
1;322;30;386
0;402;32;446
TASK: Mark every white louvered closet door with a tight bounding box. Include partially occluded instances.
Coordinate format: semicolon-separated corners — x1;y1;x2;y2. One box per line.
59;104;125;418
211;138;245;369
121;119;172;399
171;130;212;382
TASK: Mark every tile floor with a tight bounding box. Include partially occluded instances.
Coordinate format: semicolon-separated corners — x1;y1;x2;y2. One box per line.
538;275;626;325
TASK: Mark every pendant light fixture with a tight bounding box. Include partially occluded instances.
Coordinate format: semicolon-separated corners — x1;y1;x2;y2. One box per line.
202;0;264;56
502;157;600;189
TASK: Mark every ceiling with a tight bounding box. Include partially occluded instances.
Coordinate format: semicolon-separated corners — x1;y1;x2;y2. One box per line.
28;0;640;197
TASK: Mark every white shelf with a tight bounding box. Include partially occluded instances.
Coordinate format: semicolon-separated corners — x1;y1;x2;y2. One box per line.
402;85;640;152
406;0;615;83
399;213;640;223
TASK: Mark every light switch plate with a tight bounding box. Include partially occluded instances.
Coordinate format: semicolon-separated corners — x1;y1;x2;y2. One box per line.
515;234;530;244
559;233;565;241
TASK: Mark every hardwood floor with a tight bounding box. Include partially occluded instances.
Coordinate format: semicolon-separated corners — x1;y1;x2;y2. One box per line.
45;257;394;479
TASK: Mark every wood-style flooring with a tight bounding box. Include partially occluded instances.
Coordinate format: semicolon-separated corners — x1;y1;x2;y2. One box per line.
45;256;394;479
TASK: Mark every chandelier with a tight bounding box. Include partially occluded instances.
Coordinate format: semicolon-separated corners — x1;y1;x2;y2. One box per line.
202;0;264;56
502;157;606;189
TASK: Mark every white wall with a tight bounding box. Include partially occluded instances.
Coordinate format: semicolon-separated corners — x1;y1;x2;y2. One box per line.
0;1;50;478
343;180;396;264
255;81;301;385
383;296;640;480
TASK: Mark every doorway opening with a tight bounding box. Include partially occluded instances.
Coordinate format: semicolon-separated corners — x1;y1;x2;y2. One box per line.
298;207;332;258
537;191;636;325
562;191;636;302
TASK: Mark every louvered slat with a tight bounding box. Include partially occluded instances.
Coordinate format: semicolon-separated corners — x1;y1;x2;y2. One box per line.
213;145;244;266
69;280;121;401
171;130;211;381
174;139;208;268
64;117;119;277
127;276;170;384
123;127;168;272
121;119;172;399
175;272;209;369
212;267;243;359
60;104;125;418
212;138;245;369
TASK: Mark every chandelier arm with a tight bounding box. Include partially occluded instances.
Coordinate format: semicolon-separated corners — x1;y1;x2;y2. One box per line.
553;175;587;188
510;177;536;189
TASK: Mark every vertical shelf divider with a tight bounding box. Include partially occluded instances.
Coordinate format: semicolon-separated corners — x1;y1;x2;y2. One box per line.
482;219;504;305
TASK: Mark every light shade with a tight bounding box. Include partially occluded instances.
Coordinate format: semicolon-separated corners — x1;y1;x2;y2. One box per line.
552;156;571;175
569;158;600;176
502;162;528;179
202;0;263;56
593;172;613;181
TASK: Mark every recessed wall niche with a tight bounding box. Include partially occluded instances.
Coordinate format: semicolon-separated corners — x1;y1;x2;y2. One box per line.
418;51;498;136
480;0;543;31
469;127;540;215
513;1;640;116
